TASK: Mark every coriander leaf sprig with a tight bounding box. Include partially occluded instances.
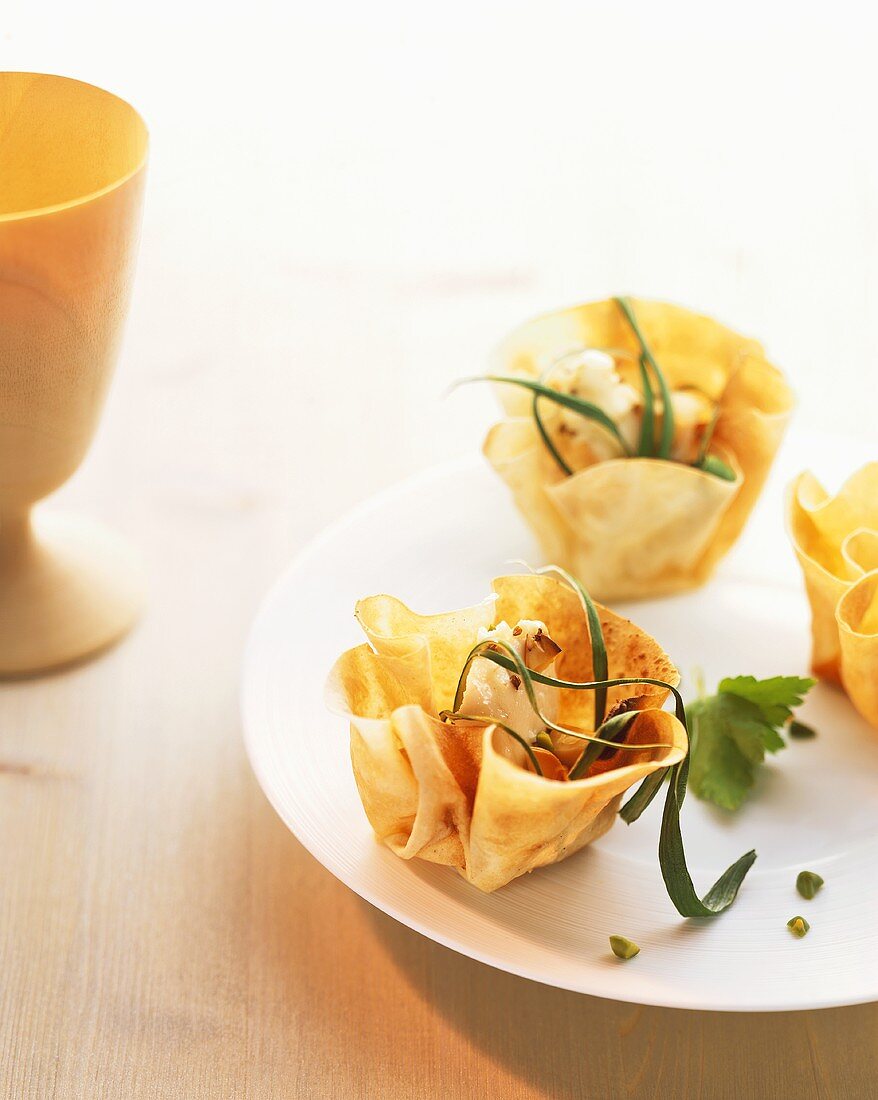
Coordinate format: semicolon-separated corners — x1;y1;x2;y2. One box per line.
686;675;816;811
718;676;814;725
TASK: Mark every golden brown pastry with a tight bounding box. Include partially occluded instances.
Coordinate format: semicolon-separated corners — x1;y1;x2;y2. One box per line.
326;571;686;891
478;297;794;600
788;464;878;727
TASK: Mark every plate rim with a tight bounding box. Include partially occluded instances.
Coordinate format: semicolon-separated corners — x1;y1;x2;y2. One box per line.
241;454;878;1013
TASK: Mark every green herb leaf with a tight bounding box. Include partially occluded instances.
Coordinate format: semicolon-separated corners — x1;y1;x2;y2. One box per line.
614;296;674;460
455;375;633;456
687;675;816;810
687;694;781;810
718;675;816;726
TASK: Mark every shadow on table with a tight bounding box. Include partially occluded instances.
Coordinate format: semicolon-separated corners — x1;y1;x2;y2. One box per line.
361;895;878;1100
244;783;876;1099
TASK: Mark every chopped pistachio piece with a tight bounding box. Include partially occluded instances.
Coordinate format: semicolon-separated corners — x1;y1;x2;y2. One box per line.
787;916;810;938
526;628;562;673
796;871;824;900
609;935;640;960
789;720;817;740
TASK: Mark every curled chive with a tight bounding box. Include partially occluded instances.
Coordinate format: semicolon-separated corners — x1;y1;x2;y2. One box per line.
449;563;757;920
614;296;674;460
609;935;640;960
614;298;733;483
699;454;736;481
452;640;667;754
483;659;685;720
455;375;633;456
532;347;624;476
533;564;608;727
532;391;573;476
568;711;638;780
796;871;824;900
636;355;656;457
474;653;687;727
481;652;755;916
531;360;574;476
456;645;756;917
441;711;544;777
619;769;668;823
657;750;756;917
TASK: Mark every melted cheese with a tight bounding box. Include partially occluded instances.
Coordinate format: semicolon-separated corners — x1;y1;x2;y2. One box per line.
551;349;716;469
554;349;641;461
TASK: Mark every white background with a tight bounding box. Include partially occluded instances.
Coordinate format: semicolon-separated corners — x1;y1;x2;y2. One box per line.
3;1;875;558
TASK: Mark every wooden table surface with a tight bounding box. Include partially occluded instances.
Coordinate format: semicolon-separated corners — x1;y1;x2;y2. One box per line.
4;6;878;1096
2;326;877;1100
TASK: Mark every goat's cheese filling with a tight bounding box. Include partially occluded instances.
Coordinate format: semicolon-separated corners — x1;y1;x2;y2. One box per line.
550;349;716;467
554;349;642;461
458;619;561;751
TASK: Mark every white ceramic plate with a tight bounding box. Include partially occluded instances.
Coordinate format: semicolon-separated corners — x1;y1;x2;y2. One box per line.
242;430;878;1011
